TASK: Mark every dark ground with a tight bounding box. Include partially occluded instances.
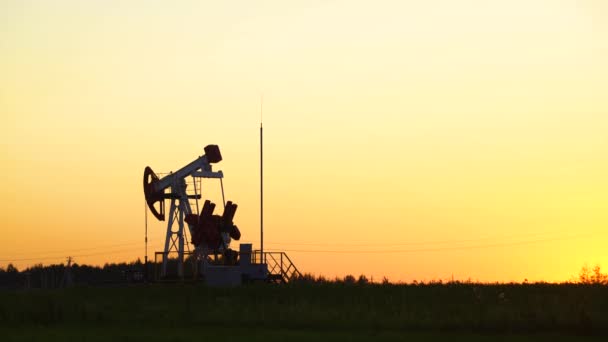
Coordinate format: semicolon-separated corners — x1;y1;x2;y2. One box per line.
1;282;607;341
2;326;607;342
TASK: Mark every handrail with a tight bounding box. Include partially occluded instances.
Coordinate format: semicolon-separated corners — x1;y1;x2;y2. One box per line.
252;250;302;283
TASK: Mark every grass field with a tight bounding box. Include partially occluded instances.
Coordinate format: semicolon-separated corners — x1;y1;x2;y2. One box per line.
1;282;607;341
2;326;607;342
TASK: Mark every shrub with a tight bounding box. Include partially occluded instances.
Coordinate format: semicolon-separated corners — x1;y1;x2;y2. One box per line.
579;264;608;284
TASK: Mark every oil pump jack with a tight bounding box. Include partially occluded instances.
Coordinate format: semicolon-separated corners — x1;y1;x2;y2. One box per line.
143;145;265;284
144;144;301;285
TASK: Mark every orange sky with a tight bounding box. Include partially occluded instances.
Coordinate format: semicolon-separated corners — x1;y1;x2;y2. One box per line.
1;0;607;282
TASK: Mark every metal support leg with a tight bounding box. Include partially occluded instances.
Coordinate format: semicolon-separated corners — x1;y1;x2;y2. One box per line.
162;199;177;277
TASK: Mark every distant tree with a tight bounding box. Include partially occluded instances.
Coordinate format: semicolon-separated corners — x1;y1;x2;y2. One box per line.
591;265;608;285
579;264;608;284
293;273;317;284
357;275;369;285
6;263;18;273
343;274;356;284
579;264;591;283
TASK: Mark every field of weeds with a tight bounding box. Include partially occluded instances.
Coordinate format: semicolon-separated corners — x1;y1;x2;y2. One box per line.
1;282;607;341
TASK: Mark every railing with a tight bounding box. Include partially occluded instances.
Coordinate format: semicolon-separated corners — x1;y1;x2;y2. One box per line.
253;251;302;283
153;249;302;284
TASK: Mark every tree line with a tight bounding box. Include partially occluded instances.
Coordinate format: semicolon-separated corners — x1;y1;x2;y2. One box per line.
0;259;147;289
1;261;606;288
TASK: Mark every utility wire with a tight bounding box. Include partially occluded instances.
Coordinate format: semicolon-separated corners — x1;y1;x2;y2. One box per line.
275;233;595;254
2;241;147;257
1;230;602;263
2;228;170;256
254;228;602;247
0;245;164;263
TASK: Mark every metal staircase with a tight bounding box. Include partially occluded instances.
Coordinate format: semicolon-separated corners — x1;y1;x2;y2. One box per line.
253;251;302;283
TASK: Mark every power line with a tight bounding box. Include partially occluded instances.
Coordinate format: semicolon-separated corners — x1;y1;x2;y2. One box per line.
255;229;602;247
1;230;602;263
0;245;164;263
2;241;146;257
2;228;595;259
1;231;173;257
273;233;597;254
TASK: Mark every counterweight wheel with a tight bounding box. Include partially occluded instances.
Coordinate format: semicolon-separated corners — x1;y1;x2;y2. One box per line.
143;166;165;221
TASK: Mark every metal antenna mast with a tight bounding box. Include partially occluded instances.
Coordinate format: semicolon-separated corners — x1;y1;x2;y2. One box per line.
260;96;264;264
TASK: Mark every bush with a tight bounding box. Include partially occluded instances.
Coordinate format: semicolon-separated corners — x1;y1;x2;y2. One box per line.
578;264;608;285
357;275;369;285
343;274;356;284
6;264;18;273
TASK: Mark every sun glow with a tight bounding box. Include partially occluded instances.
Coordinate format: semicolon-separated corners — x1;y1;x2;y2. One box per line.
1;0;607;282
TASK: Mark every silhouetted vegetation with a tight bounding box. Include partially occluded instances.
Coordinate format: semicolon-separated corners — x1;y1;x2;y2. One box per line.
1;280;607;336
0;260;147;289
2;261;608;288
1;262;607;340
578;264;608;285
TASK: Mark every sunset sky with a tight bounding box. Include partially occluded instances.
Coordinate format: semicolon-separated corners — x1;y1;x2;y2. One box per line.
1;0;607;282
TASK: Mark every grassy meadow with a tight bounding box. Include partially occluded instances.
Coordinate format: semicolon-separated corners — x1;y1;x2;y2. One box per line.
1;282;607;341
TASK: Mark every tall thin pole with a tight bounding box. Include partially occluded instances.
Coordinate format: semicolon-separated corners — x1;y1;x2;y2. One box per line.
260;97;264;264
144;200;148;281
